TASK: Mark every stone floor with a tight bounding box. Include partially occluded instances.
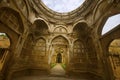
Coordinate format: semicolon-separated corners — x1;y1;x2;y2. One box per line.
50;63;65;76
12;64;92;80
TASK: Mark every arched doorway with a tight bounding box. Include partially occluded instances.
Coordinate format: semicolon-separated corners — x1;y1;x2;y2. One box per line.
109;39;120;79
0;33;10;70
56;53;62;63
50;36;68;65
50;36;68;76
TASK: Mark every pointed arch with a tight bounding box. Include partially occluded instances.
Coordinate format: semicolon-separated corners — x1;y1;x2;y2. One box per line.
0;7;25;33
73;21;88;32
51;35;70;45
72;21;89;36
53;26;68;33
33;19;49;30
32;19;49;36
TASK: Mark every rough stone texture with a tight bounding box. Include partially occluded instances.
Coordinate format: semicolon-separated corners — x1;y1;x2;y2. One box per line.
0;0;120;80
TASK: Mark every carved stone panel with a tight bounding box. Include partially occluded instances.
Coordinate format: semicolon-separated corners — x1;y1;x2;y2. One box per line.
73;40;85;58
33;38;46;56
0;9;23;33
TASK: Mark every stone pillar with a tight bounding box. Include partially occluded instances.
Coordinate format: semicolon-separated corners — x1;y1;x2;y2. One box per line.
66;44;73;75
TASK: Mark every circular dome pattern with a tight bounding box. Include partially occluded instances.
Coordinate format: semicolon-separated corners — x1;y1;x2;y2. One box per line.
41;0;85;13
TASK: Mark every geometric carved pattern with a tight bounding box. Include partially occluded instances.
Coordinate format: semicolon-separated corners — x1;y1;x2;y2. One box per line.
73;40;86;63
73;40;85;57
0;8;23;33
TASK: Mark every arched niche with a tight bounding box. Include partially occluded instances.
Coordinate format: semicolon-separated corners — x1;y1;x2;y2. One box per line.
33;38;46;56
49;35;69;65
31;37;47;68
53;26;67;34
0;7;24;34
108;39;120;79
72;22;89;38
32;19;49;36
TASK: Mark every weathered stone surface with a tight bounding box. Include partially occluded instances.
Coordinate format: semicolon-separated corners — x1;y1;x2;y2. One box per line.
0;0;120;80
